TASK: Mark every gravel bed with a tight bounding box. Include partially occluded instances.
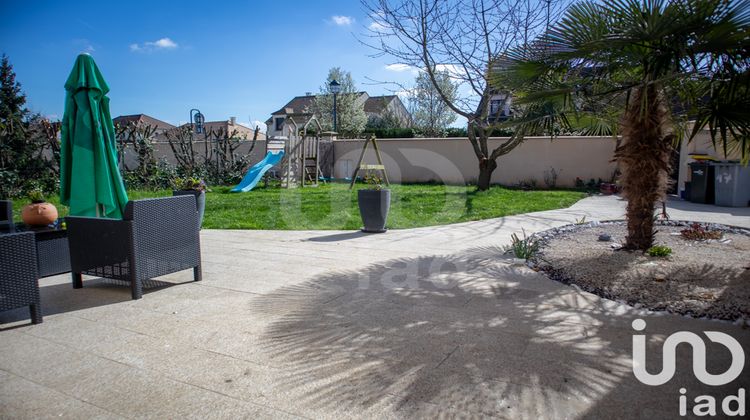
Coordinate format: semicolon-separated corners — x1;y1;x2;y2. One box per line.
531;220;750;322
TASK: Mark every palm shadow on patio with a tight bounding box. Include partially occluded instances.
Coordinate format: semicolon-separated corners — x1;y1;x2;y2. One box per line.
246;245;702;418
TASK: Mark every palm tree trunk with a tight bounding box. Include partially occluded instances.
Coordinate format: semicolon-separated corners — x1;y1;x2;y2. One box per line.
615;84;673;251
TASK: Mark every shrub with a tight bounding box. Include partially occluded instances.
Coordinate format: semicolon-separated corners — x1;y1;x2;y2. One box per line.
507;230;539;260
518;179;538;190
573;177;604;193
362;126;515;138
122;158;177;191
173;177;209;192
362;128;415;138
680;223;722;241
444;127;467;137
543;167;559;189
647;245;672;257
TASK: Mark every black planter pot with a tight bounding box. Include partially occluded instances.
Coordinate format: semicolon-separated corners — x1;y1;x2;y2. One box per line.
357;189;390;233
173;190;206;228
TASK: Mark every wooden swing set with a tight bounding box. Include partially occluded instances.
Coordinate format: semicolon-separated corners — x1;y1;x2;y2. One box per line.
348;134;390;189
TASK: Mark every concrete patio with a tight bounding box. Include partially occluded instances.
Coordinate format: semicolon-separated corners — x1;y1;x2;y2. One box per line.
1;195;748;419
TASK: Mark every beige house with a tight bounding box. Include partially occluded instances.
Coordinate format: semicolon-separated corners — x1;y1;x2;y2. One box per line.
177;117;266;140
266;93;412;137
114;114;265;142
363;95;412;127
266;94;323;137
113;114;176;142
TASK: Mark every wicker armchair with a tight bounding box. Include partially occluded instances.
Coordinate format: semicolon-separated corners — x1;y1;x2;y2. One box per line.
0;232;42;324
66;195;202;300
0;200;13;233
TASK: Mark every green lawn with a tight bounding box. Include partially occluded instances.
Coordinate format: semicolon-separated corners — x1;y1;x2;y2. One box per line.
11;183;586;230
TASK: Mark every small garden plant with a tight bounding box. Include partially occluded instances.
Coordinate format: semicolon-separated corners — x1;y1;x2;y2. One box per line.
508;229;540;261
175;177;209;192
647;245;672;258
680;223;722;241
28;188;46;204
363;170;384;191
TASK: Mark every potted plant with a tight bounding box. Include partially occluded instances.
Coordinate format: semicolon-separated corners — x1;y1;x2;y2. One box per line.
599;182;617;195
600;171;621;195
172;177;208;227
21;189;58;227
357;170;390;233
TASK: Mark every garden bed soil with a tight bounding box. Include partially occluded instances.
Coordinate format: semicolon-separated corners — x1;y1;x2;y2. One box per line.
533;221;750;322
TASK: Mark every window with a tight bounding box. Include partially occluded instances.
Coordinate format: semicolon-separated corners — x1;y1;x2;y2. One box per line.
275;117;284;131
489;99;503;116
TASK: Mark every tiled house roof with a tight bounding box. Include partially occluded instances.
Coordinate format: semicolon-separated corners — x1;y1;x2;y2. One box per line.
270;95;317;116
269;92;370;117
267;92;412;133
363;95;397;114
113;114;175;130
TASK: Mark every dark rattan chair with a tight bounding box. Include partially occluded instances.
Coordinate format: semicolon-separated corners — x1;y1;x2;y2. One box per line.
0;231;42;324
66;195;202;300
0;200;14;233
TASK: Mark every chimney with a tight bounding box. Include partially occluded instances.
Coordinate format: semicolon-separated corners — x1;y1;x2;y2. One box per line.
305;92;313;96
229;116;236;125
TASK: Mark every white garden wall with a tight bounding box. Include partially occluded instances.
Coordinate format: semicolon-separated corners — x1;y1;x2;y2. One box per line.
332;136;619;187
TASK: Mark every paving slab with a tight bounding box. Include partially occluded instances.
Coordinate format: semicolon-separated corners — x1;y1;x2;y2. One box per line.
1;195;748;419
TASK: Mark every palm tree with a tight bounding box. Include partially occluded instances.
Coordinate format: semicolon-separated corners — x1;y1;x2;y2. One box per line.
506;0;750;251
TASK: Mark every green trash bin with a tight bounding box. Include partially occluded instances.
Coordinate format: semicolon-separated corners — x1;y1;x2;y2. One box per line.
713;161;750;207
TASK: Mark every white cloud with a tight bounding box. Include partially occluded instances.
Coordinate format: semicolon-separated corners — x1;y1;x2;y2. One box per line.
331;15;354;26
72;38;96;53
130;37;178;52
384;64;413;72
395;89;415;100
435;64;459;74
250;120;267;132
385;63;420;76
150;38;177;48
369;21;386;31
368;12;388;31
434;64;467;82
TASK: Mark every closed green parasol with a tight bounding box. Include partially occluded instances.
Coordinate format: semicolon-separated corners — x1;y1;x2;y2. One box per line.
60;53;128;218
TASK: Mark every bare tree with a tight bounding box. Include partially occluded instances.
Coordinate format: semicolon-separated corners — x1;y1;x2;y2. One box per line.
206;125;260;182
165;126;199;176
26;116;61;176
165;123;262;183
362;0;569;189
115;121;158;172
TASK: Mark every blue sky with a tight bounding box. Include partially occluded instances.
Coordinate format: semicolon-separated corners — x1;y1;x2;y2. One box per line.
1;0;421;130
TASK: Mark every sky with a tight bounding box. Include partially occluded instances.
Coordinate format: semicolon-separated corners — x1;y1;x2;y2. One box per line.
0;0;425;131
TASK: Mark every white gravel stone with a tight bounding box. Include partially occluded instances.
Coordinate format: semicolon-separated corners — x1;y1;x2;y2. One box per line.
533;222;750;320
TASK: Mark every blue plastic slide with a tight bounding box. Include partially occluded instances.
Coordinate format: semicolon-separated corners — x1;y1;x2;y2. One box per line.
230;150;285;192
